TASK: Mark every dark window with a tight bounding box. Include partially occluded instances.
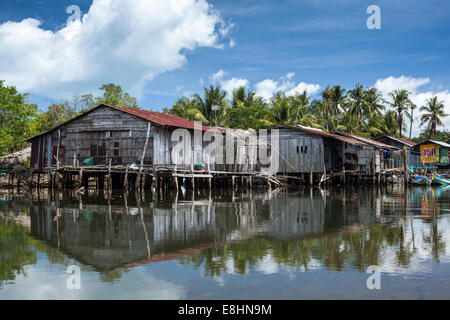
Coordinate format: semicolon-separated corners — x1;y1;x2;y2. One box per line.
297;146;299;153
304;146;308;153
301;146;304;153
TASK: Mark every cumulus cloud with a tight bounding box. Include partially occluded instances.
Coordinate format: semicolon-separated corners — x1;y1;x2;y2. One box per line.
209;69;248;95
0;0;230;99
374;75;431;96
254;73;321;100
221;77;249;94
374;75;450;135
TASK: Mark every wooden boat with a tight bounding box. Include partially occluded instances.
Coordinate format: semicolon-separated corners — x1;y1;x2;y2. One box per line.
432;175;450;186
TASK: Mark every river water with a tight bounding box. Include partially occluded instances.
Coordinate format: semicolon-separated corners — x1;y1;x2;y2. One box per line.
0;185;449;299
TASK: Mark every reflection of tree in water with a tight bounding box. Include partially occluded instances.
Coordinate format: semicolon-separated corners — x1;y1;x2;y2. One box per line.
422;220;446;263
0;218;36;286
0;216;91;286
179;222;431;276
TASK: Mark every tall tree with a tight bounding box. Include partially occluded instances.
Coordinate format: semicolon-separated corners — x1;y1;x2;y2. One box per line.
364;87;385;115
0;81;38;156
387;89;412;138
408;103;417;140
165;97;208;124
419;96;448;139
193;85;228;126
94;83;139;108
347;84;368;133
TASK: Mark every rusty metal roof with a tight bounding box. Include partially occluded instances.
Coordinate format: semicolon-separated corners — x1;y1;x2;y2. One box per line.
334;131;399;150
104;104;213;131
376;135;417;147
278;125;368;146
26;104;214;141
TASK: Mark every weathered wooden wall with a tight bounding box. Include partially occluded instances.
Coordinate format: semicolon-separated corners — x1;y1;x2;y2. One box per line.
29;105;219;169
277;128;325;174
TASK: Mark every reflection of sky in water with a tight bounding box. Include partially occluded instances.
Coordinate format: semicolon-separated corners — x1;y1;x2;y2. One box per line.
0;186;449;299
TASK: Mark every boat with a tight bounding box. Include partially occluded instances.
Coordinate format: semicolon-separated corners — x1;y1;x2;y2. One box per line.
411;175;432;186
432;175;450;186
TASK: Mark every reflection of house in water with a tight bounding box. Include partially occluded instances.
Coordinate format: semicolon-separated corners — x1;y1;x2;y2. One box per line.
1;189;391;273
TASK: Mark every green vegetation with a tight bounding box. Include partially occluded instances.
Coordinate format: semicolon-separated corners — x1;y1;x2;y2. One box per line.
165;84;448;143
0;82;138;156
0;79;448;157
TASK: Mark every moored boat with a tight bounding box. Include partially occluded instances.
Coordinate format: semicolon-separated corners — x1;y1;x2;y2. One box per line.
432;175;450;186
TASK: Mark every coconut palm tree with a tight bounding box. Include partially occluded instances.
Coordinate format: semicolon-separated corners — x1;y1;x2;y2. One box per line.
407;103;417;140
226;87;272;129
193;85;228;126
330;85;347;115
290;91;320;128
165;97;208;123
386;89;412;138
320;86;334;131
347;84;368;133
379;110;399;136
420;96;448;139
364;87;385;115
270;92;292;124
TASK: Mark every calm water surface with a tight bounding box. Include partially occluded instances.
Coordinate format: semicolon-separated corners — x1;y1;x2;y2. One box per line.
0;186;449;299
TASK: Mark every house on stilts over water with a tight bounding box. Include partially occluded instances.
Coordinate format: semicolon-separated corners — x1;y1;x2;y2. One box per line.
23;104;404;190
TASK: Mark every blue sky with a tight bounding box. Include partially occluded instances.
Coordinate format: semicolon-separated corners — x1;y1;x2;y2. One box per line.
1;0;449;135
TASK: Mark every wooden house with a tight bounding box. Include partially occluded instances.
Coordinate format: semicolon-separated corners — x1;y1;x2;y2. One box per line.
374;136;419;168
26;104;217;171
275;125;373;175
333;131;400;173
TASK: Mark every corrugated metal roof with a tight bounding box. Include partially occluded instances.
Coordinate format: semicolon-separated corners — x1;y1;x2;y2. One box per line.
26;104;214;141
376;135;417;147
278;125;368;146
104;104;213;131
428;139;450;148
334;131;399;150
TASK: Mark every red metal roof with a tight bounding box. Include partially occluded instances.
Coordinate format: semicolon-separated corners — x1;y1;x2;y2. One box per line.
26;104;215;141
104;104;213;131
334;131;398;149
378;135;417;147
279;125;368;146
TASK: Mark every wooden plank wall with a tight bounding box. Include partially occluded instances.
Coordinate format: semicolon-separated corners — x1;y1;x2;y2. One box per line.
277;128;324;174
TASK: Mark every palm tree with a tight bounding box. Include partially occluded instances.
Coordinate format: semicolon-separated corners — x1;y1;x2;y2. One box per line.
386;89;412;138
290;91;320;128
330;85;347;115
347;84;368;133
364;87;385;115
420;96;448;139
193;85;228;126
408;103;417;140
379;110;399;136
270;92;292;124
165;97;208;123
320;86;334;131
226;87;272;129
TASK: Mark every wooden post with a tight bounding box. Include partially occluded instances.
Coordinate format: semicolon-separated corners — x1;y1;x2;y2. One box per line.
56;129;61;170
310;163;313;185
173;176;179;191
79;169;83;188
124;165;129;192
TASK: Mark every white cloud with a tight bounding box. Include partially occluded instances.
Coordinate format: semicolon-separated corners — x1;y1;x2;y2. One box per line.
374;75;430;96
210;69;227;84
221;77;249;94
0;0;230;99
374;75;450;136
254;79;279;100
209;69;248;96
255;73;321;100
